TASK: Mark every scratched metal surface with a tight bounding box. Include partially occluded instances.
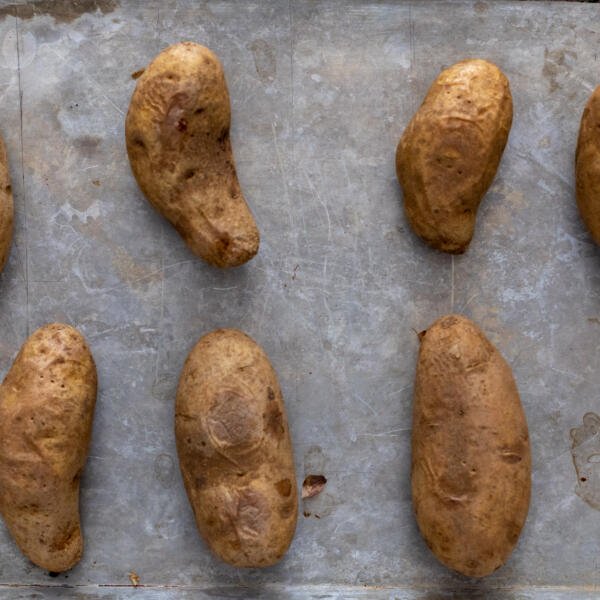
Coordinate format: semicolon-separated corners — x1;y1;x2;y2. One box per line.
0;0;597;598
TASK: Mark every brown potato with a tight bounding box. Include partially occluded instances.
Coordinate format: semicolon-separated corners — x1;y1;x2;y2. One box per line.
412;315;530;577
125;42;259;268
175;329;297;567
0;135;14;272
396;59;512;253
0;324;97;572
576;85;600;243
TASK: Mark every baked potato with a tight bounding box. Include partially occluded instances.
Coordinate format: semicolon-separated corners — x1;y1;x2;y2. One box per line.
411;314;530;577
175;329;297;567
126;42;259;267
0;324;97;572
576;85;600;243
396;59;512;253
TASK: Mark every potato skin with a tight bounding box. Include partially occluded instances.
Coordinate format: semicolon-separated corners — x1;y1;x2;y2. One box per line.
175;329;297;567
0;324;97;572
396;59;512;253
126;42;259;268
412;315;530;577
0;135;14;272
576;85;600;244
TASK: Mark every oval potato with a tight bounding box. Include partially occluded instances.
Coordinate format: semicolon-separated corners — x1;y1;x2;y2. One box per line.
396;59;512;253
126;42;259;268
175;329;297;567
0;324;97;572
412;314;530;577
576;85;600;243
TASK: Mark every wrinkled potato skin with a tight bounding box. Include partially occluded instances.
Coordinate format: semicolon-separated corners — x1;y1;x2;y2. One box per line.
126;42;259;267
175;329;297;567
396;59;512;253
576;85;600;243
0;324;97;572
412;315;530;578
0;135;14;272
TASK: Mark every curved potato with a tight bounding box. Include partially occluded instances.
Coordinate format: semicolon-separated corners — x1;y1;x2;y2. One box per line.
0;324;97;572
412;315;530;577
576;85;600;243
126;42;259;267
0;135;14;272
175;329;297;567
396;59;512;253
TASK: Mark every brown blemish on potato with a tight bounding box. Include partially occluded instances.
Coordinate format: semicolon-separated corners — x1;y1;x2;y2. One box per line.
206;389;263;453
275;479;292;497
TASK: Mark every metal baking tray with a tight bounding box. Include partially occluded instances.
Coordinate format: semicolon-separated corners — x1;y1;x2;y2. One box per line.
0;1;597;598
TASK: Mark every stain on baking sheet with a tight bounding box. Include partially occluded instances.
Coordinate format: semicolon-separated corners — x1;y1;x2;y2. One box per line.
542;47;577;93
0;0;117;23
248;39;276;84
570;412;600;510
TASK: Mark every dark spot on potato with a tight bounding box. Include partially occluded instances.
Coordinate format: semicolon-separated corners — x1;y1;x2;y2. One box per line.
194;107;205;115
267;387;275;401
195;475;206;488
184;169;195;180
217;128;229;145
265;405;284;437
4;185;10;193
275;478;292;497
131;69;145;80
581;477;587;482
176;118;188;132
501;453;522;464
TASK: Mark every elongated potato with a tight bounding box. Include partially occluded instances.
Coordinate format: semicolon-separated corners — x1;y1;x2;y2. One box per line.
0;135;14;272
396;59;512;253
0;324;97;572
412;315;530;577
175;329;297;567
576;85;600;243
126;42;259;268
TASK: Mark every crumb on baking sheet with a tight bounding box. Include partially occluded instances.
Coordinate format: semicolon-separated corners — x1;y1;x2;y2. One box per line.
302;474;327;499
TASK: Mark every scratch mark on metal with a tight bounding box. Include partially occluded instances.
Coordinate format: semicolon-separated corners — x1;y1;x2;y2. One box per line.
303;169;332;242
15;12;29;335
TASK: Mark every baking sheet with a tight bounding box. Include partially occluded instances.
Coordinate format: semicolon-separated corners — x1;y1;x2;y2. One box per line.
0;0;598;598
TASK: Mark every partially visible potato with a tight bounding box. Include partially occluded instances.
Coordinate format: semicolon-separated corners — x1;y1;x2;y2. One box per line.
412;315;530;577
576;85;600;243
0;324;97;572
126;42;259;268
175;329;297;567
396;59;512;253
0;135;14;272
